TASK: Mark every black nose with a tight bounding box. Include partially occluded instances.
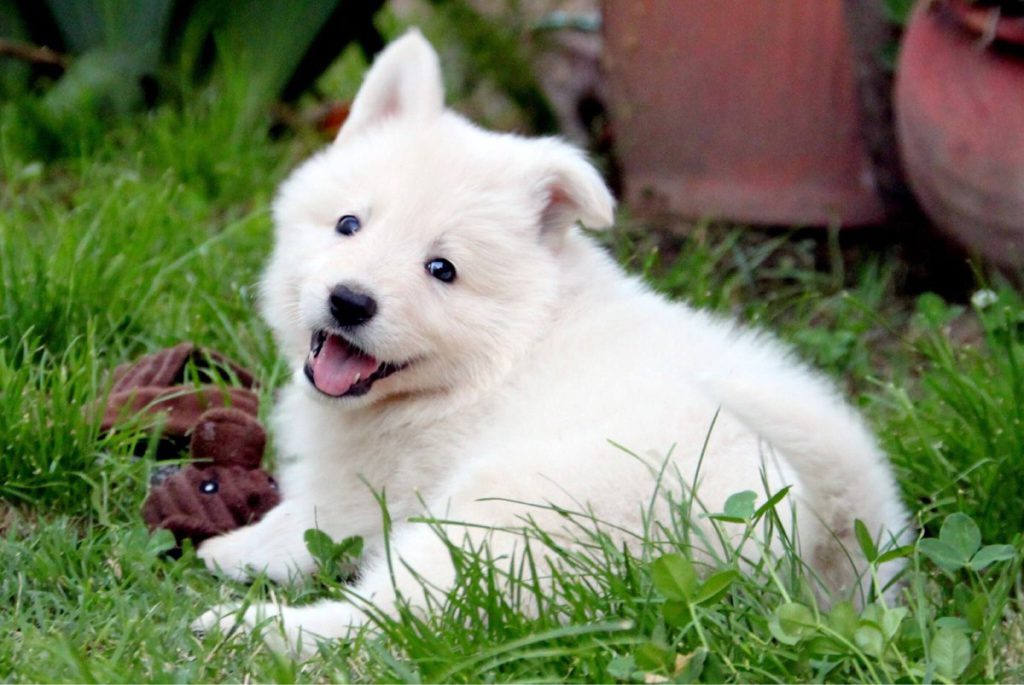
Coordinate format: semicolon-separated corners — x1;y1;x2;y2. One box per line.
329;285;377;327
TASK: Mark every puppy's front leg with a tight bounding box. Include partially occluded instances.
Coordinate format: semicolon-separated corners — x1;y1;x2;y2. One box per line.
194;598;367;659
198;499;318;583
195;524;450;655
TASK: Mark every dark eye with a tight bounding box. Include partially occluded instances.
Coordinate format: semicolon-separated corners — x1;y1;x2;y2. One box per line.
335;215;361;236
425;258;457;283
200;480;219;494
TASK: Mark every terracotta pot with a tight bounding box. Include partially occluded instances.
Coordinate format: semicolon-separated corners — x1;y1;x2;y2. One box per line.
895;1;1024;266
602;0;884;227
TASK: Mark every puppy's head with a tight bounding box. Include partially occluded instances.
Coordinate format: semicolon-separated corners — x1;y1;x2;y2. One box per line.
261;30;614;405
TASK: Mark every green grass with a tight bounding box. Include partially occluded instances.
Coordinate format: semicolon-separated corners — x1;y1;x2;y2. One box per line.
2;77;1024;683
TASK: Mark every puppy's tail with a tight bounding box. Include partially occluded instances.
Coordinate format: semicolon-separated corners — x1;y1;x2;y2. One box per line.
694;330;910;595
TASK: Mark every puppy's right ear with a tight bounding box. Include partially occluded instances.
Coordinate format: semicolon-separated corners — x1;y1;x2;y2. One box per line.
533;139;616;242
336;29;444;145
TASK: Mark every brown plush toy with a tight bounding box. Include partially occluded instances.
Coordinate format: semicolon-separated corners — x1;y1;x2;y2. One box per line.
101;343;259;458
101;344;280;551
142;407;280;548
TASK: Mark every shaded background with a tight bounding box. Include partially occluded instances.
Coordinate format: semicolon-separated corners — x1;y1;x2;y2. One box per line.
3;0;1023;289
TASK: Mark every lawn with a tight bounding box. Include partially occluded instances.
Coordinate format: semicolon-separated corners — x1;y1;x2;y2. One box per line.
2;61;1024;683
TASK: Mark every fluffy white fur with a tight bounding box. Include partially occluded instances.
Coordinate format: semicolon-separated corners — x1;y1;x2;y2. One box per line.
194;30;909;655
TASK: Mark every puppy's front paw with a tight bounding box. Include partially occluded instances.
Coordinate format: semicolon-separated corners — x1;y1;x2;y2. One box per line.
197;534;254;582
192;601;318;658
191;602;243;637
198;529;314;584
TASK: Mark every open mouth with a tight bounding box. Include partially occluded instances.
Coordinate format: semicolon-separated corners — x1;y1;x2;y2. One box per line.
304;330;404;398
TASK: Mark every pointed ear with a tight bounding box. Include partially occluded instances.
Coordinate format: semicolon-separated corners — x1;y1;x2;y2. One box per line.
535;139;616;239
336;29;444;145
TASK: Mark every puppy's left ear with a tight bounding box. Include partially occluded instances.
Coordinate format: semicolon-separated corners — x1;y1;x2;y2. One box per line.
534;139;615;241
336;28;444;145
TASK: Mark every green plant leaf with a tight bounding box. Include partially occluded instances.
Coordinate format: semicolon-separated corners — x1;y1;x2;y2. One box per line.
854;623;885;657
965;595;987;632
968;544;1016;571
208;0;344;111
854;519;878;562
707;515;747;524
935;616;971;633
915;292;962;328
827;600;858;642
651;553;697;602
768;602;815;645
145;528;176;557
852;603;905;649
876;544;915;565
693;569;739;605
722;491;756;520
44;0;174;54
634;642;673;672
304;527;336;565
807;635;845;657
662;599;691;628
606;655;636;681
918;538;965;572
335;535;364;559
931;627;972;680
753;486;791;520
880;606;908;641
939;513;981;562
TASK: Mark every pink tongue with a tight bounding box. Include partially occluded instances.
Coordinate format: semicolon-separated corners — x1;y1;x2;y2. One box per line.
310;334;380;396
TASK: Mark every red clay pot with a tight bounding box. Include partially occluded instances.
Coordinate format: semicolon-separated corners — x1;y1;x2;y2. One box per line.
602;1;884;227
895;1;1024;266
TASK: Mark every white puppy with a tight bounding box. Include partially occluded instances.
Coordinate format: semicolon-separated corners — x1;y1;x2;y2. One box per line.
196;30;908;653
